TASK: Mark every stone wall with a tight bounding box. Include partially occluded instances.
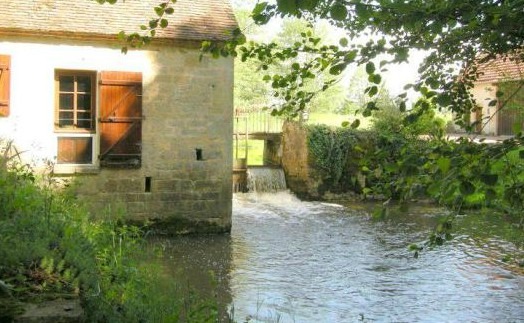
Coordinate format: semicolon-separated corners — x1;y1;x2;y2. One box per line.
0;37;233;234
281;121;324;199
263;135;283;166
78;43;233;234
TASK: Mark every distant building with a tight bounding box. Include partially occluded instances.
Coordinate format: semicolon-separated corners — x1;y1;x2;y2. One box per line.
0;0;238;233
470;55;523;135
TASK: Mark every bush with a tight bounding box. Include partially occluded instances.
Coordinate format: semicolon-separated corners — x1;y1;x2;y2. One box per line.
0;144;221;322
371;99;446;139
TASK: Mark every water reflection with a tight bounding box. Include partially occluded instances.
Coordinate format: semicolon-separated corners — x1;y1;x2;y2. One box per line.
151;191;524;322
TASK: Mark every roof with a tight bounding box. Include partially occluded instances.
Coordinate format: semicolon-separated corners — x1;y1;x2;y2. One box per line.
0;0;238;42
475;55;523;83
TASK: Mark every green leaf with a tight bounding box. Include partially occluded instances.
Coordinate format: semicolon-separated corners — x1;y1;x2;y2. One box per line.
344;50;357;62
252;2;271;24
330;3;348;21
366;101;377;111
488;99;498;107
436;94;452;107
436;157;451;173
160;18;168;28
365;62;375;74
367;85;378;97
329;63;346;75
369;74;381;84
154;6;164;16
339;37;348;47
252;1;268;15
149;19;159;29
350;119;360;129
399;101;406;112
297;0;319;10
277;0;297;14
459;181;475;196
117;30;126;40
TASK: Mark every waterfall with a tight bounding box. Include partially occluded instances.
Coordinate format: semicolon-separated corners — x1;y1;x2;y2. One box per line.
246;167;287;192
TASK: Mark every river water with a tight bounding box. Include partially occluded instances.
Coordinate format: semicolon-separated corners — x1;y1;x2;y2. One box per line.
153;191;524;322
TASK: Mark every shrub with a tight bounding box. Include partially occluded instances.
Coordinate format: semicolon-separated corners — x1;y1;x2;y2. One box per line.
0;144;221;322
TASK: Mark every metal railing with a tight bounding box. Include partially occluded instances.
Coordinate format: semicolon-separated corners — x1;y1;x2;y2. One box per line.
234;108;284;135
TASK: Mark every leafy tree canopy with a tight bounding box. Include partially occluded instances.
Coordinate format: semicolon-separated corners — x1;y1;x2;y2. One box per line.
240;0;524;124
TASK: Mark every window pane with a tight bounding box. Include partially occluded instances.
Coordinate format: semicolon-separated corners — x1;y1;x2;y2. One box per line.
77;120;92;129
59;93;74;110
77;94;91;110
77;111;92;129
57;137;92;164
77;76;91;93
56;71;95;131
58;111;74;127
59;76;74;92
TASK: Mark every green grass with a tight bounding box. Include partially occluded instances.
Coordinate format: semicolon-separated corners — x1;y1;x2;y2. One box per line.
307;112;372;129
233;139;264;165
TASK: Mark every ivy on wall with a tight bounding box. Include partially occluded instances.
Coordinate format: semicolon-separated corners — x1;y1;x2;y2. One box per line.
306;125;355;185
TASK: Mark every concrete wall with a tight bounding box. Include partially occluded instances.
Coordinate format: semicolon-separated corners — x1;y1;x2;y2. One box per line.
0;36;233;233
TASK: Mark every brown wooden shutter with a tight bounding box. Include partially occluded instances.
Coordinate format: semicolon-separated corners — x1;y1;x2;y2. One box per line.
0;55;11;117
99;71;142;167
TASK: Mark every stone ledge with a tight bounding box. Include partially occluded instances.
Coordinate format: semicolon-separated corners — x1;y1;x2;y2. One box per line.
15;298;84;323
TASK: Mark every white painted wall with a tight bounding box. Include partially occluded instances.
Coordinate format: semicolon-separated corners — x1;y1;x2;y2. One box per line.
0;38;152;168
471;82;498;135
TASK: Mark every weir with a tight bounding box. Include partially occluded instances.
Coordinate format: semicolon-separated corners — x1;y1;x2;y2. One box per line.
232;107;285;193
246;167;287;192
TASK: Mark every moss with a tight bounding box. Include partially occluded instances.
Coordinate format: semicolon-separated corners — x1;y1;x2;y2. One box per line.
140;217;232;235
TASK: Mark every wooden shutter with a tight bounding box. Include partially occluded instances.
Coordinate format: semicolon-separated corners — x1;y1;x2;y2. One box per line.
99;71;142;167
0;55;10;117
57;137;93;164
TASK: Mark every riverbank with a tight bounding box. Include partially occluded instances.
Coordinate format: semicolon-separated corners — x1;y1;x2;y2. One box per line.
0;157;222;322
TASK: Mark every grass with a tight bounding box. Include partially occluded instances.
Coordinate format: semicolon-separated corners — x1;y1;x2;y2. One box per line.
234;139;265;166
307;112;373;129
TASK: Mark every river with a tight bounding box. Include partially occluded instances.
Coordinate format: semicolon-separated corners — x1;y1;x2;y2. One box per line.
151;191;524;322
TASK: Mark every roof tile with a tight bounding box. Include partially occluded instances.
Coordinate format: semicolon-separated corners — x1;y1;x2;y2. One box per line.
0;0;238;42
476;56;523;83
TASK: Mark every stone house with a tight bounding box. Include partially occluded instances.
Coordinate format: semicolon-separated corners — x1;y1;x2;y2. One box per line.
0;0;238;233
470;56;523;135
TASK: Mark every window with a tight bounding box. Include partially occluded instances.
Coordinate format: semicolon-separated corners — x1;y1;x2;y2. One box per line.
54;70;143;169
0;55;10;117
55;71;96;131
